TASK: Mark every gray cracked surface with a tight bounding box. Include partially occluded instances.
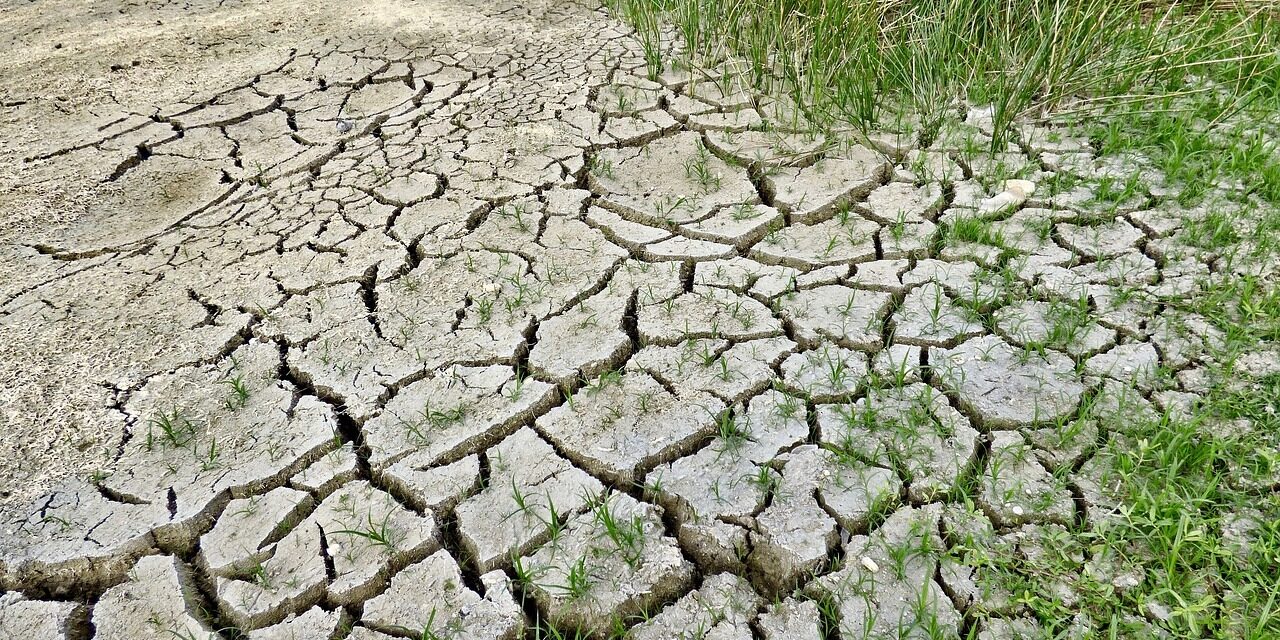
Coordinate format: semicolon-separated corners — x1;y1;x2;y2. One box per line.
0;0;1259;637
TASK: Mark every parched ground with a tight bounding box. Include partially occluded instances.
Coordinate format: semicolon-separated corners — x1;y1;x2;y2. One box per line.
0;0;1275;639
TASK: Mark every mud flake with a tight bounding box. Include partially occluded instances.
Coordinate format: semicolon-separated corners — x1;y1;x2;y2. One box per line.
244;607;344;640
758;598;823;640
1057;218;1143;259
776;285;893;351
994;300;1117;358
750;216;879;269
215;481;437;629
864;182;944;225
892;283;985;347
289;443;360;496
629;573;762;640
592;132;757;222
978;432;1075;527
363;364;554;469
93;555;209;640
638;287;782;346
361;550;522;639
456;427;604;572
377;454;481;514
780;343;869;401
809;504;961;640
114;340;338;538
634;336;794;403
0;594;85;638
537;369;725;486
288;319;421;422
199;487;314;577
0;481;168;595
818;383;980;502
764;147;889;224
1084;342;1160;390
931;335;1085;428
750;446;899;594
520;492;693;637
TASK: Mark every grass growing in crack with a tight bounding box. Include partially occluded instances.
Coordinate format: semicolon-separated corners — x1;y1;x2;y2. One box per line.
198;436;220;471
590;494;647;569
221;373;250;410
400;400;468;443
713;409;750;451
553;555;594;600
506;476;539;521
586;369;624;396
393;609;452;640
146;407;198;450
330;510;399;553
946;215;1006;250
729;202;761;221
247;560;271;589
746;465;778;495
683;138;722;193
540;494;569;544
511;552;548;587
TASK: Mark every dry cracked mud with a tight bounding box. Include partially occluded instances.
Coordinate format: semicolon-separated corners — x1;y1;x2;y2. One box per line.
0;0;1267;638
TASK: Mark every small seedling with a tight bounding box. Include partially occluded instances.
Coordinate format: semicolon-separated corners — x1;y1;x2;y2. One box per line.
222;374;250;410
331;510;399;553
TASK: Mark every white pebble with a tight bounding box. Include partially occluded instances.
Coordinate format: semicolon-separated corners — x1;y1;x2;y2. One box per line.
860;556;879;573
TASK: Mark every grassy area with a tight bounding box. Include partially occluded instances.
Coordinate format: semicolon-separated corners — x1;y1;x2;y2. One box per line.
601;1;1280;638
607;0;1280;203
975;274;1280;638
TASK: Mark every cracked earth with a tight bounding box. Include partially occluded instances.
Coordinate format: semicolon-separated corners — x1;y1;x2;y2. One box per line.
0;0;1269;638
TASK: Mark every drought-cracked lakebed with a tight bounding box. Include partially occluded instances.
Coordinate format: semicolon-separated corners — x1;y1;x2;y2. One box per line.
1;0;1274;638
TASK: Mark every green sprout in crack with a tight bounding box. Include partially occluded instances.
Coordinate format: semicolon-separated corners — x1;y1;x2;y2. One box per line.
41;514;74;532
506;476;540;523
589;155;616;179
714;410;750;451
199;435;221;471
511;552;547;588
604;403;626;424
613;90;635;116
251;161;270;188
714;355;734;382
560;555;594;600
474;295;496;324
684;139;722;193
730;203;761;221
695;341;718;368
247;560;271;589
591;494;646;569
499;202;533;232
654;195;692;227
634;390;655;414
330;510;400;553
400;401;468;444
746;465;778;494
837;292;859;317
393;609;448;640
147;407;198;450
402;275;430;296
947;215;1006;248
540;494;568;544
775;393;802;420
221;373;250;410
587;369;624;395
